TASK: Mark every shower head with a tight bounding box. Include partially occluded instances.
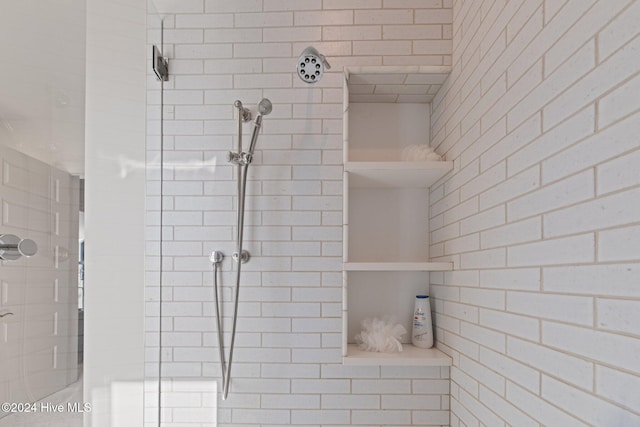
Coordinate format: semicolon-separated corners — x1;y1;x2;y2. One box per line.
297;46;331;84
257;98;272;116
246;98;272;158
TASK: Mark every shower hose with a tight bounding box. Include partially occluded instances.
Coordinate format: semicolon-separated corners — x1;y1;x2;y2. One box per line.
212;151;250;401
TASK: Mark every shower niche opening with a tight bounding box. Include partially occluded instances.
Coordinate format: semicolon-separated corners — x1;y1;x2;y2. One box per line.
342;66;454;366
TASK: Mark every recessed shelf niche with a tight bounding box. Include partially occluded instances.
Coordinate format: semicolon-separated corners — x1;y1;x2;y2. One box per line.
342;66;453;366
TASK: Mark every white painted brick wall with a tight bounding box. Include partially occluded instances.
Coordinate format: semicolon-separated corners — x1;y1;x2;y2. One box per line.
146;2;453;426
432;1;640;426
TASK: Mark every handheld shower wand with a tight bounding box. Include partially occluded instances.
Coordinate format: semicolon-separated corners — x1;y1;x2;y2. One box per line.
247;98;272;157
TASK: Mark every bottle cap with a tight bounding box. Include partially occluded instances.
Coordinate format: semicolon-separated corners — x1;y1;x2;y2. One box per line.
416;295;428;299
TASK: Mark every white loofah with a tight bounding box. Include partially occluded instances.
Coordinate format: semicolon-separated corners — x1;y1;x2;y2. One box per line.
401;144;442;161
354;316;407;353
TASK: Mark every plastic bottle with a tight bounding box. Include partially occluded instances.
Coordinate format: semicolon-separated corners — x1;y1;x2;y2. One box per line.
412;295;433;348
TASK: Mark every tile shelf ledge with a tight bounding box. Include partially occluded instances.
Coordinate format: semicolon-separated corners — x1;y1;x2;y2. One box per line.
344;344;452;366
345;161;453;188
344;262;452;271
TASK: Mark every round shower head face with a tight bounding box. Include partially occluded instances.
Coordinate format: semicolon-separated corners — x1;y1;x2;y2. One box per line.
257;98;272;116
297;47;329;84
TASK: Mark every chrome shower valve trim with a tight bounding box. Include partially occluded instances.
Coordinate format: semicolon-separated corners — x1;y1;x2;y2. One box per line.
0;234;38;261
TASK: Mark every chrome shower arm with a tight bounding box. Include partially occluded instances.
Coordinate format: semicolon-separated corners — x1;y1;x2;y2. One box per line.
318;53;331;69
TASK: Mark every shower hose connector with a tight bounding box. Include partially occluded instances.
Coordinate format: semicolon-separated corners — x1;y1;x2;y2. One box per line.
232;250;250;264
210;251;224;265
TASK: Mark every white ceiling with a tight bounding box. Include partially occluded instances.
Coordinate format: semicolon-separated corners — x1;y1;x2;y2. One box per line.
0;0;87;175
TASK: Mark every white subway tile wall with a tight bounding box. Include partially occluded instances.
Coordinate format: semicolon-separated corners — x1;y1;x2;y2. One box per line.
146;1;452;426
430;1;640;427
145;0;640;425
